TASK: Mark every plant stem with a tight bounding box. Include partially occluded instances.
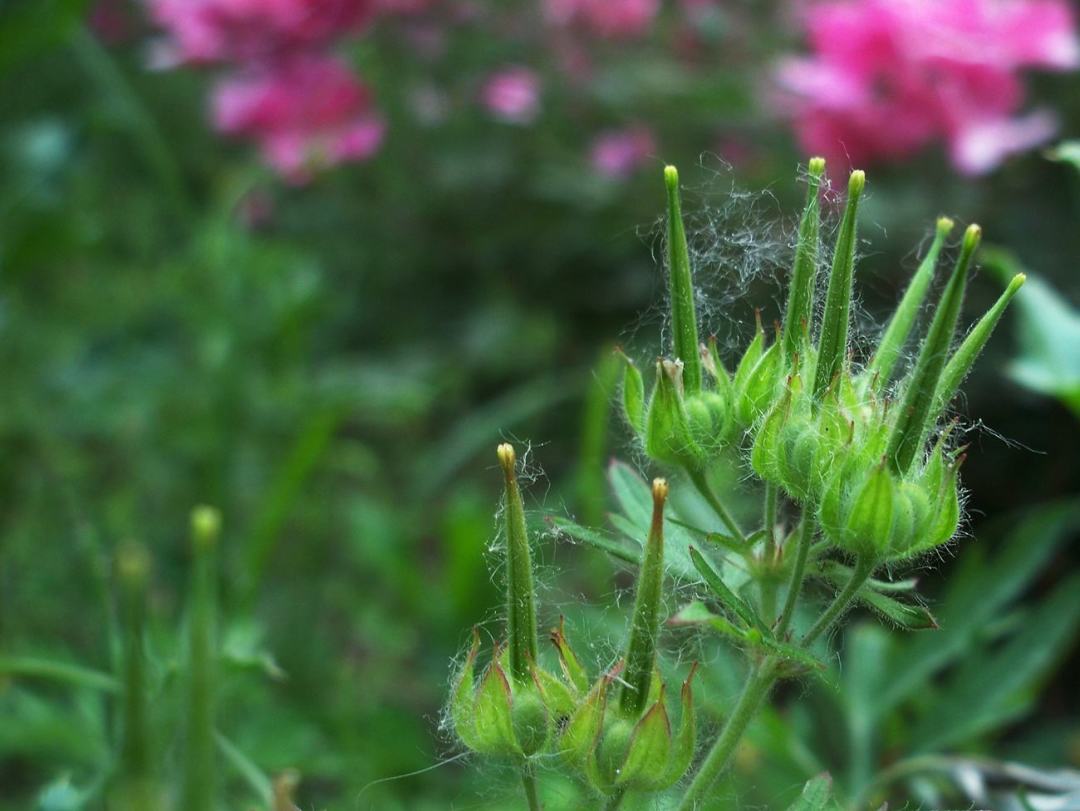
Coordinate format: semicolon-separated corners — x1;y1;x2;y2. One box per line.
777;516;815;637
687;469;747;546
602;788;627;811
760;483;779;621
801;554;876;647
675;659;778;811
521;765;541;811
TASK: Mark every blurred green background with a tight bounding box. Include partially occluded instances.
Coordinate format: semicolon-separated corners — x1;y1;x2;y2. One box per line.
1;1;1079;809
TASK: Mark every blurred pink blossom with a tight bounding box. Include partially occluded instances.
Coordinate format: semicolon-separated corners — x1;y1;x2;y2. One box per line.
212;55;384;181
481;67;541;124
590;126;657;178
776;0;1079;174
545;0;659;38
149;0;373;64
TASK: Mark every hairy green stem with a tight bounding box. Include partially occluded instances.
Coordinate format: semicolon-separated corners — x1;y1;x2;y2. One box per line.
777;516;815;636
761;483;779;621
521;765;541;811
686;468;747;547
602;788;627;811
802;554;876;647
674;659;778;810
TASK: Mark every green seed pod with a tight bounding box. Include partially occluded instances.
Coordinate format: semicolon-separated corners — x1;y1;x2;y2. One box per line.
814;170;866;399
932;272;1026;421
664;166;703;395
183;506;220;811
497;443;539;684
782;156;826;360
511;680;551;757
868;216;954;392
887;224;981;475
685;390;731;453
620;479;668;717
645;361;704;468
595;716;637;789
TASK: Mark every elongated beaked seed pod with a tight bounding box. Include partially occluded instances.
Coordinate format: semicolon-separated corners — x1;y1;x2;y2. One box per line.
782;157;826;360
869;216;954;391
664;166;703;396
620;478;668;717
813;170;865;399
113;542;160;811
887;224;981;475
497;443;539;683
183;506;221;811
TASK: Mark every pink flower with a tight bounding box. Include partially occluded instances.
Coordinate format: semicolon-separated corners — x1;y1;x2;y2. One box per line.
149;0;374;64
776;0;1079;174
544;0;659;38
590;126;657;178
212;55;384;181
481;67;541;124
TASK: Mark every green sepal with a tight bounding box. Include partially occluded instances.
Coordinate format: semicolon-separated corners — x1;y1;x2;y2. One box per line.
886;224;981;475
736;340;782;426
932;272;1026;421
733;315;765;396
751;391;789;483
813;170;865;398
533;663;577;720
549;617;590;694
664;165;703;395
845;463;894;556
782;156;826;359
619;350;646;437
869;216;954;392
560;670;613;767
645;361;703;468
472;659;519;755
450;629;485;751
702;336;733;396
616;692;673;790
660;663;698;787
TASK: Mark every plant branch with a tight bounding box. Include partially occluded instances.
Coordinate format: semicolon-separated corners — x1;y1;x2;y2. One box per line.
776;516;815;636
760;483;779;621
602;788;627;811
686;468;747;546
521;764;541;811
801;553;876;647
674;659;778;811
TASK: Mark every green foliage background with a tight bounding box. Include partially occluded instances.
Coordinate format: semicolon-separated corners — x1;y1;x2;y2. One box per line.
1;5;1079;809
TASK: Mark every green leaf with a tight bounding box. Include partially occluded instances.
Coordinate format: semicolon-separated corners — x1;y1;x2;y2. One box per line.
688;546;761;631
1046;139;1080;173
816;562;937;630
549;516;639;565
784;773;834;811
668;600;745;641
876;501;1080;717
983;252;1080;419
909;573;1080;752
